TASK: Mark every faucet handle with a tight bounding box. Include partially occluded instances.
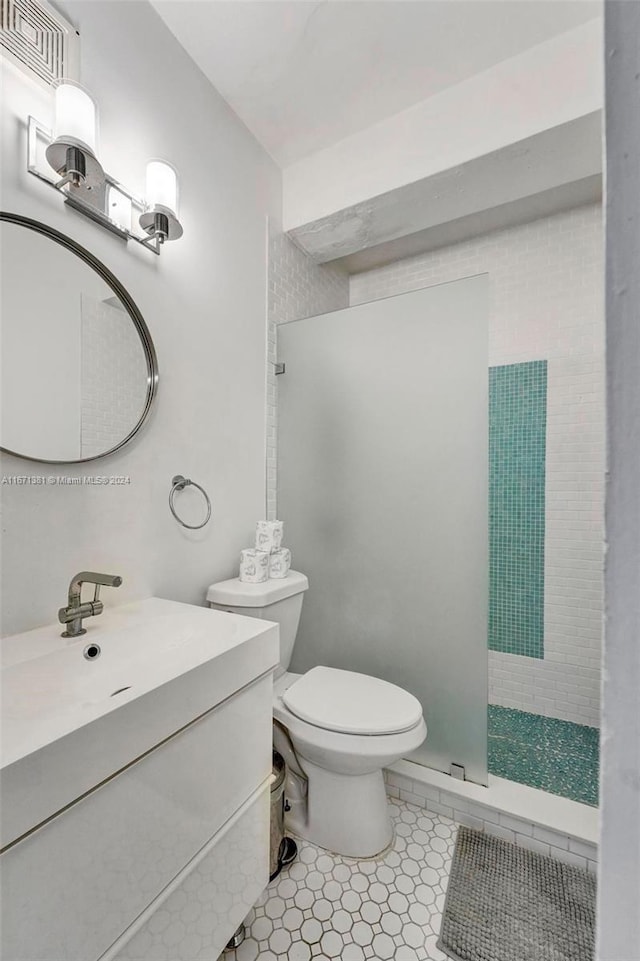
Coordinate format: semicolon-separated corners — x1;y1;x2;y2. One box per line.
93;584;101;603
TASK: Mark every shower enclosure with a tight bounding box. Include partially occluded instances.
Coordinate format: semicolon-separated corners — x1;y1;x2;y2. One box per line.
486;357;600;806
277;275;489;784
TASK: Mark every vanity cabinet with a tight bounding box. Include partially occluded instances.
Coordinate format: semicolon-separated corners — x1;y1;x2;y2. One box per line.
0;599;278;961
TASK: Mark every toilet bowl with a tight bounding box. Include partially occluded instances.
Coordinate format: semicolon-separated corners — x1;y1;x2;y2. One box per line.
273;669;426;856
207;572;427;858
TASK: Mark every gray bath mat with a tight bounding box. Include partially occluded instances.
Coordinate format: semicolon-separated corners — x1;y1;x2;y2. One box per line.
438;826;596;961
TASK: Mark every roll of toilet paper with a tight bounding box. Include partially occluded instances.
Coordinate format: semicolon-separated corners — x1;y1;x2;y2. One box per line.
239;549;270;583
255;520;283;553
269;548;291;579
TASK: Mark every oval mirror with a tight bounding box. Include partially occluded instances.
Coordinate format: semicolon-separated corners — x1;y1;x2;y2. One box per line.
0;213;158;464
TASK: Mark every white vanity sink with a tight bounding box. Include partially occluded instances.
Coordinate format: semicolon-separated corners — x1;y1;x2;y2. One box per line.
0;597;279;961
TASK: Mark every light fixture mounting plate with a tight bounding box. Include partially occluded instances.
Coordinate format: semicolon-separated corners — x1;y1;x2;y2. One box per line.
27;117;163;254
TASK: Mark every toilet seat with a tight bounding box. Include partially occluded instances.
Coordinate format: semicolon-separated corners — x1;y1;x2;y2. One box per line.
273;687;426;778
282;665;423;736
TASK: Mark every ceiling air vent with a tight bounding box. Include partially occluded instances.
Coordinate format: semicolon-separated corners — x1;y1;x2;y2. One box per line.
1;0;79;87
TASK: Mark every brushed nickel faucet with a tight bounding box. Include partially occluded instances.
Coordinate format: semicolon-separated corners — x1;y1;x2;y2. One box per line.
58;571;123;637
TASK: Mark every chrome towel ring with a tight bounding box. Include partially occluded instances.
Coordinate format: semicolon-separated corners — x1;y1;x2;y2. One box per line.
169;474;212;530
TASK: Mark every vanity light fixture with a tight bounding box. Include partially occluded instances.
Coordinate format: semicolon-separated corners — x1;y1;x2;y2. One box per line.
139;160;183;245
44;81;104;190
26;86;183;255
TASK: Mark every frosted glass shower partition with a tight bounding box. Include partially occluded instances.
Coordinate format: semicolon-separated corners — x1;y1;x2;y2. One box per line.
277;276;489;783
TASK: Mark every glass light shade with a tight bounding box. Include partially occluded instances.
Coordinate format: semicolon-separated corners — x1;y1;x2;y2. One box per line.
52;82;98;155
145;160;179;216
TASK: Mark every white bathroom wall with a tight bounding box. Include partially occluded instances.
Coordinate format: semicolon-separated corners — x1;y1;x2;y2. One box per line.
0;0;281;636
351;204;604;728
266;230;349;521
598;2;640;955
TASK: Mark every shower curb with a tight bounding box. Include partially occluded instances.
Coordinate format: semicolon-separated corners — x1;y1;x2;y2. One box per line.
384;760;598;873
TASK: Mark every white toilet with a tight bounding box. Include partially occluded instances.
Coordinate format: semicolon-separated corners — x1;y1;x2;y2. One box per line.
207;571;427;858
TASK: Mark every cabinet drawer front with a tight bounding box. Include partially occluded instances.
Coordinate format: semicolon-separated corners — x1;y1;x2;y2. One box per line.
110;782;270;961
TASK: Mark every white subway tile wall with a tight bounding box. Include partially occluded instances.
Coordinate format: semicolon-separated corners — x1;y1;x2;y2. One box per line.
351;204;604;727
266;231;349;520
80;295;148;459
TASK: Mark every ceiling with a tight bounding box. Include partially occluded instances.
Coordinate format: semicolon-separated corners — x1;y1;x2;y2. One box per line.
152;0;601;168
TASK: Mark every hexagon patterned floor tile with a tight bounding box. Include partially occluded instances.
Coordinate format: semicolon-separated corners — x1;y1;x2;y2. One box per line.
223;799;455;961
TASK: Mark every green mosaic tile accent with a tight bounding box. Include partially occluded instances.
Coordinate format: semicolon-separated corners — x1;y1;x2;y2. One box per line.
488;705;599;806
489;360;547;658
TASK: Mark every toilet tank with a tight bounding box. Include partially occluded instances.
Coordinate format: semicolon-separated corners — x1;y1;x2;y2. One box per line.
206;572;308;678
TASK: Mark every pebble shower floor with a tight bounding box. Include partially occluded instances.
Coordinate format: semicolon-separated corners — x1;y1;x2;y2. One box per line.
488;705;599;806
222;798;454;961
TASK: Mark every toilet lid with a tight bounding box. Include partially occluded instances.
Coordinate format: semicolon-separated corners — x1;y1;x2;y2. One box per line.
282;666;423;735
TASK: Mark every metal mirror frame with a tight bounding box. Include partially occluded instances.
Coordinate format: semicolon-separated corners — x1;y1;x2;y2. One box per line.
0;211;159;464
